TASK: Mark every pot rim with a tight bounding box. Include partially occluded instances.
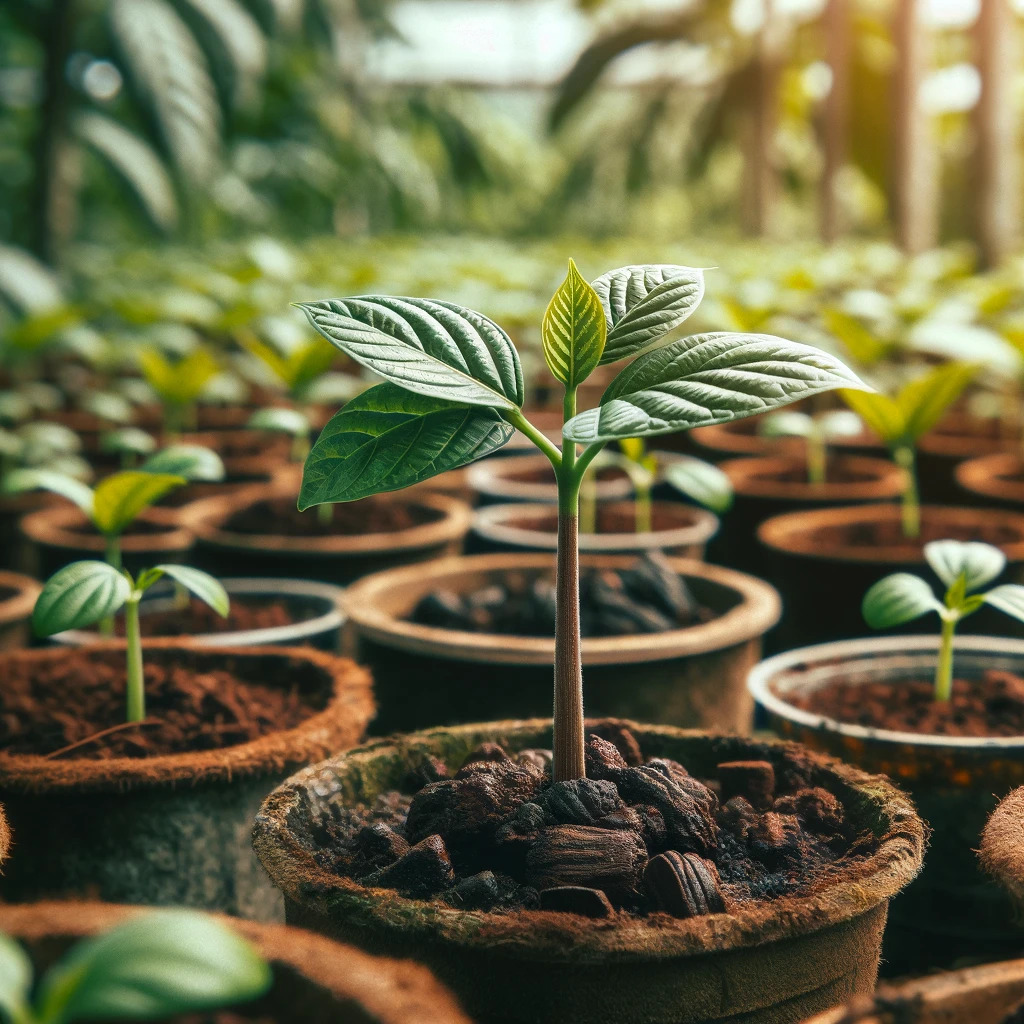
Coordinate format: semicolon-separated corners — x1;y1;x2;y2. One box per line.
0;639;374;794
918;412;1010;458
19;505;194;554
721;455;906;502
0;571;42;628
691;420;882;456
467;453;634;503
748;633;1024;750
342;553;780;665
955;452;1024;501
471;501;719;553
252;718;924;962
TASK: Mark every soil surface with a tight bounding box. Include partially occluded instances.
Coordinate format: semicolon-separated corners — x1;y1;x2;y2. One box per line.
501;506;697;536
109;596;300;637
786;669;1024;738
0;586;18;604
750;462;881;486
0;650;326;758
812;516;1023;550
60;519;180;540
306;723;880;919
410;552;716;637
503;466;625;486
224;497;441;538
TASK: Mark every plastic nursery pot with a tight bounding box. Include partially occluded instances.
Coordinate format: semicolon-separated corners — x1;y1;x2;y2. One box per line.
49;577;346;652
749;634;1024;974
918;413;1019;503
19;504;195;579
0;901;471;1024
469;501;719;559
980;787;1024;913
711;455;906;572
183;481;472;585
689;417;883;463
0;640;374;919
756;503;1024;652
466;452;635;505
800;959;1024;1024
956;453;1024;510
251;718;924;1024
0;571;42;651
341;552;780;735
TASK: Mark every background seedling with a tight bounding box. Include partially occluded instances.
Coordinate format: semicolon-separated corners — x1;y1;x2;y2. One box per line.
863;539;1024;701
99;428;157;468
759;409;865;485
138;346;221;437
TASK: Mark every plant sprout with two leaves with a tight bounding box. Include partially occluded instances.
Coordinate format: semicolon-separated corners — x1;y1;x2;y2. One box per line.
759;409;865;485
137;346;222;437
863;539;1024;702
0;909;269;1024
296;259;867;781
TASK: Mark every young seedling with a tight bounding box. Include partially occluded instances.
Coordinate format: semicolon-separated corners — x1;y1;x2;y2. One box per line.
759;409;864;484
863;539;1024;702
138;346;221;437
0;908;270;1024
99;427;158;468
839;360;979;538
297;259;867;780
247;407;313;463
33;560;229;722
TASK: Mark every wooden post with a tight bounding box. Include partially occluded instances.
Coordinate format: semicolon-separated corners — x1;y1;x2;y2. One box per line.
742;0;781;236
820;0;850;242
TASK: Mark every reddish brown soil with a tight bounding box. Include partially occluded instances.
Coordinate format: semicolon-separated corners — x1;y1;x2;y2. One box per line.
62;519;179;539
787;669;1024;737
508;505;696;535
812;517;1023;549
0;651;325;758
110;597;298;637
225;497;440;538
755;462;880;485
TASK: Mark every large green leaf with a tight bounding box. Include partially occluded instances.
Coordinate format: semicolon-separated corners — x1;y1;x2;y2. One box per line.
593;265;705;365
151;565;229;617
925;540;1006;592
563;333;869;444
93;472;186;535
1;469;94;518
33;561;131;636
862;573;942;629
897;361;980;443
297;297;524;410
541;259;606;388
299;382;514;508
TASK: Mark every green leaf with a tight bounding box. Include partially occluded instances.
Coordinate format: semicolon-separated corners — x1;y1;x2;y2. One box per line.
93;471;186;535
33;561;131;636
101;428;158;457
541;259;606;388
664;457;734;513
563;333;870;444
838;389;905;446
0;935;33;1024
823;309;890;365
1;469;94;518
863;573;942;629
983;584;1024;623
247;408;309;436
36;909;271;1023
925;540;1006;591
142;445;225;482
593;265;704;365
897;361;980;443
297;297;524;410
138;348;221;406
299;382;513;508
759;410;813;439
151;565;229;616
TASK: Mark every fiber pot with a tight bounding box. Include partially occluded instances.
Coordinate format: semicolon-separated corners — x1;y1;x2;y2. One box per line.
980;787;1024;913
0;641;374;919
183;481;472;584
343;553;779;735
918;413;1017;503
467;452;635;505
749;634;1024;973
470;501;719;559
0;570;42;651
50;577;346;651
956;453;1024;510
0;901;471;1024
756;504;1024;651
252;718;924;1024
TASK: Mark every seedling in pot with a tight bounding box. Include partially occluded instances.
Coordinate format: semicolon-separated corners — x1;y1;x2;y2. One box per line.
297;258;867;781
0;909;269;1024
0;422;90;492
32;559;229;722
759;409;864;485
863;539;1024;701
839;361;979;538
99;427;157;469
138;345;221;437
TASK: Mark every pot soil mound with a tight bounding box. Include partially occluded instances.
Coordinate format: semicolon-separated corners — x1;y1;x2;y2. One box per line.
224;497;440;539
305;724;880;920
755;462;879;486
786;670;1024;738
111;596;300;637
410;551;716;638
814;517;1022;550
0;650;328;759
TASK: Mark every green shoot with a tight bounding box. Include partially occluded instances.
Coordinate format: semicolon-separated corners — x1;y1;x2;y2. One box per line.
759;409;863;485
138;347;221;437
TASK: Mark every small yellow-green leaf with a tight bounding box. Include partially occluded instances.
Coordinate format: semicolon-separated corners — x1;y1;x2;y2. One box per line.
93;471;186;535
838;389;906;446
897;361;980;444
542;259;606;388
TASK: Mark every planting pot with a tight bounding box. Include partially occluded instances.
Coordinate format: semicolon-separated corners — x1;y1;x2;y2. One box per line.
50;577;346;651
957;453;1024;510
0;901;471;1024
0;640;374;919
183;481;471;584
19;504;195;579
711;455;906;571
756;504;1024;651
981;787;1024;913
0;571;42;651
919;413;1018;503
749;634;1024;973
342;553;779;735
690;417;883;463
802;959;1024;1024
467;452;635;505
470;501;719;558
252;718;924;1024
0;492;55;572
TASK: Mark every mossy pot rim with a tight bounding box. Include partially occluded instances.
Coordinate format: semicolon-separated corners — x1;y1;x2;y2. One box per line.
252;718;924;964
0;570;42;628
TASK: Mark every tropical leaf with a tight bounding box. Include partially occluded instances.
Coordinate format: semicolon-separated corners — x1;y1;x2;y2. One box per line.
176;0;267;105
93;471;186;535
542;259;606;388
32;561;131;636
0;244;63;313
862;573;942;629
925;540;1006;592
152;564;229;616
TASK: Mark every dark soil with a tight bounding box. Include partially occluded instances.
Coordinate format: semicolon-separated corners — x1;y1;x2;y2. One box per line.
62;519;180;540
0;586;18;604
0;650;325;758
156;477;275;508
225;497;441;538
813;516;1023;549
786;669;1024;738
501;506;698;536
110;596;299;637
305;723;879;920
410;552;716;637
754;462;881;486
503;466;625;486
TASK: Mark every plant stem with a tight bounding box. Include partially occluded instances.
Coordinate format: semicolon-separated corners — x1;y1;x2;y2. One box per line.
124;596;145;722
506;409;562;469
934;614;957;702
635;482;652;534
895;445;921;538
291;429;311;463
807;431;827;486
317;502;333;526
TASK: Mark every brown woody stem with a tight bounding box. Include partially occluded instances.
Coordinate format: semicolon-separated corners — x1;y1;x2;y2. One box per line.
553;509;585;781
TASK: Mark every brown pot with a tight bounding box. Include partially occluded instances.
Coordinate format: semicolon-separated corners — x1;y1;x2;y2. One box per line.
467;452;635;505
0;491;57;572
0;571;41;651
690;417;883;463
0;901;471;1024
0;641;374;918
470;501;719;558
756;503;1024;651
342;553;779;734
918;413;1019;502
183;481;472;585
252;719;924;1024
957;453;1024;509
981;787;1024;912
